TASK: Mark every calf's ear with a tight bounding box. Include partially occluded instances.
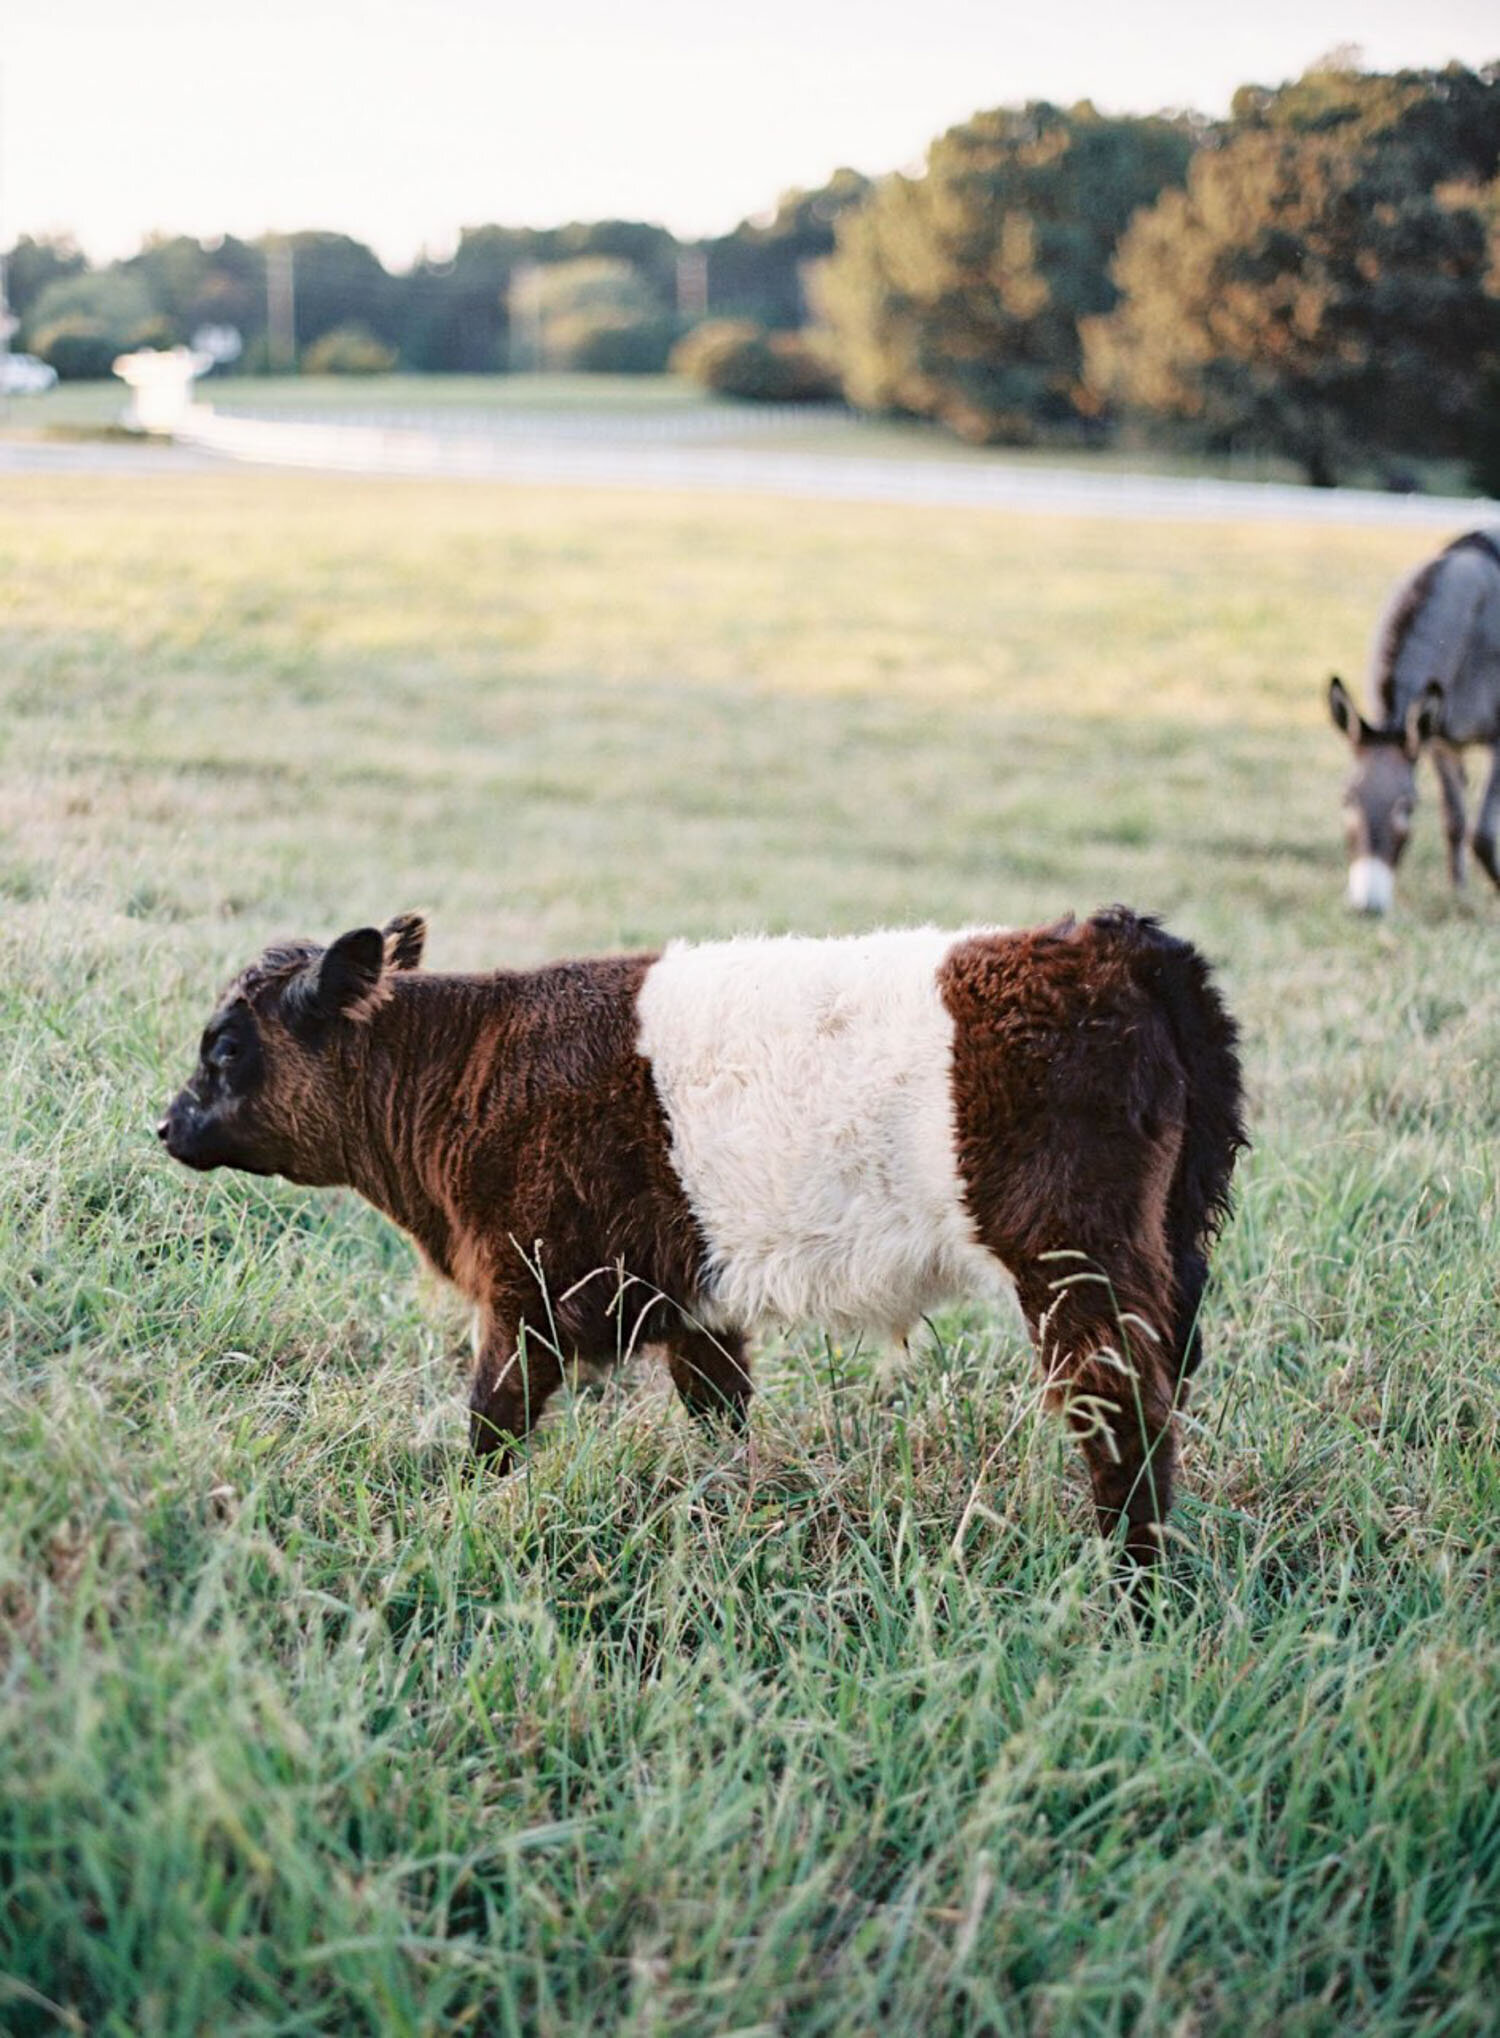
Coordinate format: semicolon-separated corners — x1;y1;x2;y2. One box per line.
382;912;427;971
1404;680;1444;761
314;926;388;1021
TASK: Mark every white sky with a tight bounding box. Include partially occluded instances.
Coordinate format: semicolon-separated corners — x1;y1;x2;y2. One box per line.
4;0;1497;266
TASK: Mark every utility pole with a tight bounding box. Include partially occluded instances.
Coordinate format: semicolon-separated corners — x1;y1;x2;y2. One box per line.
675;247;709;322
267;237;296;373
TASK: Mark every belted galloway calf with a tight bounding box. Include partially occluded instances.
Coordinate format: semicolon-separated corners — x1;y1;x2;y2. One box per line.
160;908;1244;1570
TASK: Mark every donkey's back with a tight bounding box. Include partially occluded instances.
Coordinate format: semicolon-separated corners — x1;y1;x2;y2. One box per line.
1368;530;1500;744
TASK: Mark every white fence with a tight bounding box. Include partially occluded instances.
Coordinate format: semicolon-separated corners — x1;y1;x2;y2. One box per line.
171;404;1493;529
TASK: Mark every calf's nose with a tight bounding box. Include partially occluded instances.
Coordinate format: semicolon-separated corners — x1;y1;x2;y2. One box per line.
156;1116;170;1142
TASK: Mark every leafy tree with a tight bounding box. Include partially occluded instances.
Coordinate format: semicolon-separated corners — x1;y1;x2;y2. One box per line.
525;257;658;323
267;232;399;354
397;227;540;372
670;319;840;401
3;234;88;324
511;257;672;372
395;222;683;372
123;234;265;349
300;323;398;374
24;270;168;378
543;220;680;303
1473;364;1500;497
549;311;678;374
707;170;870;328
814;104;1194;441
1085;63;1500;484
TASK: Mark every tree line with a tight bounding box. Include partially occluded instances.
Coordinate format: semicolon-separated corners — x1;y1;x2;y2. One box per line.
815;61;1500;487
2;182;868;383
6;58;1498;487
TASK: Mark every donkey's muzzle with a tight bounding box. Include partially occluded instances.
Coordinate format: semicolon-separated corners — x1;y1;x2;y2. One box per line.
1346;857;1395;915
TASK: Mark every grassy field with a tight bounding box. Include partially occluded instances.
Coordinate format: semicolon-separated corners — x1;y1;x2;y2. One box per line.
3;474;1499;2035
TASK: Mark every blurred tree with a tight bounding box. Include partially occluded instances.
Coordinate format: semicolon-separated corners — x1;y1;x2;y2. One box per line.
1473;366;1500;497
516;257;675;372
546;220;680;303
706;170;871;328
122;235;265;349
24;270;168;378
671;319;840;401
814;106;1194;442
3;234;88;323
550;310;679;374
1084;62;1500;484
398;227;537;371
267;232;400;353
301;323;398;374
527;257;659;324
395;222;682;372
1468;177;1500;493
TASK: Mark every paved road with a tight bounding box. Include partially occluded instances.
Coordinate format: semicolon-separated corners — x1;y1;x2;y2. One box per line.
0;437;222;477
5;418;1492;531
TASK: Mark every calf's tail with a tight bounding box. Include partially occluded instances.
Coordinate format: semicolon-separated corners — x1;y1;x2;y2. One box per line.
1092;908;1248;1383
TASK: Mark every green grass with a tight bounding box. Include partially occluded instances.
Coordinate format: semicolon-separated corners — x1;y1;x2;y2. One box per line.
3;475;1499;2034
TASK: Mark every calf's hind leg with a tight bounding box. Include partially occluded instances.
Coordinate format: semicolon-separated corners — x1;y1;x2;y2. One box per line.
1017;1253;1180;1573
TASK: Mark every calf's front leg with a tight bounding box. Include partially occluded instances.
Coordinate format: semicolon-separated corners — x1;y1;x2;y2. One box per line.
664;1324;752;1431
468;1312;564;1474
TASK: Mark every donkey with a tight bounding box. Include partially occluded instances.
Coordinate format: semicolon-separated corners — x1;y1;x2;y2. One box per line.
1328;528;1500;913
159;909;1244;1573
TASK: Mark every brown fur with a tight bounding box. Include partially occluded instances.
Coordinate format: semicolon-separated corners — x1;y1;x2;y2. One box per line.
161;931;730;1464
334;958;726;1463
939;911;1244;1568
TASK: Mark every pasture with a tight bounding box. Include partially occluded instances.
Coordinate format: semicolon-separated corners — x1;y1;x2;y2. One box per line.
2;474;1499;2035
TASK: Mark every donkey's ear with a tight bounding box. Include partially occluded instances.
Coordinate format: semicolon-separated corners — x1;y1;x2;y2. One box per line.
382;912;427;972
1328;676;1361;738
1404;680;1444;761
314;926;388;1021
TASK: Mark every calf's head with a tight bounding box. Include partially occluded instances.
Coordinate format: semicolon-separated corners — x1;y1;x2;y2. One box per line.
1328;676;1443;914
158;913;427;1183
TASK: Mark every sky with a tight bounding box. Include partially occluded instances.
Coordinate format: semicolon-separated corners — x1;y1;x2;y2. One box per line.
4;0;1497;268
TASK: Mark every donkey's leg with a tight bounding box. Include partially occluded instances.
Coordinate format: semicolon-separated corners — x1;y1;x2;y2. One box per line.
1430;741;1468;890
665;1324;752;1431
1018;1253;1180;1575
1472;745;1500;891
468;1313;564;1473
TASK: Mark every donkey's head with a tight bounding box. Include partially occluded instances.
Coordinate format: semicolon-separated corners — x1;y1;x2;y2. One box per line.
158;913;427;1184
1328;677;1444;914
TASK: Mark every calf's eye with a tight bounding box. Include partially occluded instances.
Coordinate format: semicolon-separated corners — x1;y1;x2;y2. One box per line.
210;1035;240;1069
